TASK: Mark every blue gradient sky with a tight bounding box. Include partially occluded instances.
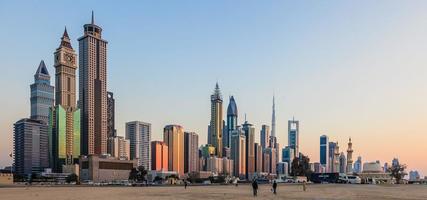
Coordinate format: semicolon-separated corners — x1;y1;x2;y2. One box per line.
1;1;426;175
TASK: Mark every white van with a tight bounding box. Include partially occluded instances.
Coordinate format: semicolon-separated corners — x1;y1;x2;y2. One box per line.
346;175;361;184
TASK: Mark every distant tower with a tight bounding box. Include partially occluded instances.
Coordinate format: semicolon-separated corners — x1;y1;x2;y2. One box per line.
271;96;276;137
78;12;108;155
288;118;299;158
339;152;346;173
30;60;54;124
346;137;353;174
50;28;80;171
260;125;270;149
163;125;185;176
242;120;255;179
320;135;329;169
225;96;238;148
209;82;223;157
107;92;116;138
126;121;151;170
184;132;199;173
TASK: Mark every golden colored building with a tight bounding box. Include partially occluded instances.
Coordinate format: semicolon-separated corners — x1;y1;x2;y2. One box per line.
151;141;168;171
163;125;184;176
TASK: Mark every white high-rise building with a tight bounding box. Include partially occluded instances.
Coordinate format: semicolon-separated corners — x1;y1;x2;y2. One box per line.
126;121;151;170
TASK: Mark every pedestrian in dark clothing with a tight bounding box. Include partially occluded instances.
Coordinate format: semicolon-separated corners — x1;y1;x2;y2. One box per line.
184;180;188;189
252;179;259;196
272;180;277;195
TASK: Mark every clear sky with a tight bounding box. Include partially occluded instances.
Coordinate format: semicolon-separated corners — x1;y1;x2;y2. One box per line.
0;1;426;176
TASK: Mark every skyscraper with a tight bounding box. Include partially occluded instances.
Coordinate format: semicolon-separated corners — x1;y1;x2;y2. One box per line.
184;132;199;173
346;137;353;174
328;142;337;172
260;125;270;150
14;118;49;176
230;128;246;178
353;156;362;173
126;121;151;170
107;136;130;160
209;83;223;157
271;96;276;138
50;28;80;171
282;146;294;174
78;12;108;155
30;60;54;124
107;92;116;138
151;141;168;171
242;120;255;179
254;143;263;173
288;118;299;158
334;143;340;173
339;152;346;173
264;147;277;174
225;96;238;148
164;125;184;176
320;135;329;169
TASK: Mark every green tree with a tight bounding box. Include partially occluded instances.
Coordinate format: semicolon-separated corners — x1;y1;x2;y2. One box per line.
290;154;313;179
129;166;148;182
388;164;407;184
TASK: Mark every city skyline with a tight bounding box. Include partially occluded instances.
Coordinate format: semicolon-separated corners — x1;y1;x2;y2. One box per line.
1;1;427;176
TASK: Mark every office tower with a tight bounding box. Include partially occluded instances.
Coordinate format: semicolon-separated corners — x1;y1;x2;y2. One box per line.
230;128;246;178
222;120;227;149
78;12;108;155
151;141;168;171
207;125;211;145
409;171;420;181
225;96;238;148
50;29;80;171
107;92;116;138
107;136;130;160
254;143;262;173
31;60;54;124
126;121;151;170
277;162;288;176
328;142;337;172
288;118;299;158
184;132;199;173
320;135;329;170
353;156;362;173
282;146;294;174
209;83;223;157
346;137;353;174
392;158;400;167
14;119;49;175
262;150;270;173
383;162;389;172
260;125;270;149
164;125;185;176
339;152;346;173
264;147;277;174
222;157;234;176
242;120;255;179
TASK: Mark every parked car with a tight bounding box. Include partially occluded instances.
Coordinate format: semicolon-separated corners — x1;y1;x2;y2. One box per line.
346;175;361;184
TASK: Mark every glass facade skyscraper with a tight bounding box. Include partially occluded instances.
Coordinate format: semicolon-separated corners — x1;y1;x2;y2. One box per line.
288;118;299;158
30;60;54;124
320;135;329;167
225;96;238;148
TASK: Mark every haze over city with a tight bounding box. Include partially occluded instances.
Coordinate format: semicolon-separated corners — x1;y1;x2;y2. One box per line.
0;0;426;176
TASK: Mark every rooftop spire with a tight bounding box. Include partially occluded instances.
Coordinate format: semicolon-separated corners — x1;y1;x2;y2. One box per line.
271;95;276;137
63;26;69;38
91;10;94;24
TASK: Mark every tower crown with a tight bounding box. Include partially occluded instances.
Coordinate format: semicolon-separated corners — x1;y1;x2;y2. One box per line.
34;60;50;84
83;11;102;38
59;27;73;49
227;96;238;116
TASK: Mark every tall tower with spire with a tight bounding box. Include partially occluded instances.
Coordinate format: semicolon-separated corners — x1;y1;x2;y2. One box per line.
209;82;223;157
49;28;80;171
346;137;353;174
30;60;54;124
78;12;108;155
271;96;276;137
225;96;238;148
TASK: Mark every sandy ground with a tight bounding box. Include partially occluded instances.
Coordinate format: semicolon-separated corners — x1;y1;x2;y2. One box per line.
1;184;427;200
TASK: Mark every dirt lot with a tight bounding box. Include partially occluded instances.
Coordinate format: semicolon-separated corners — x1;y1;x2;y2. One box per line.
1;184;427;200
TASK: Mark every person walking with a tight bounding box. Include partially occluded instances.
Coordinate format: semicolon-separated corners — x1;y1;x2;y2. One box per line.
184;180;188;189
302;180;307;192
272;180;277;195
252;179;259;196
